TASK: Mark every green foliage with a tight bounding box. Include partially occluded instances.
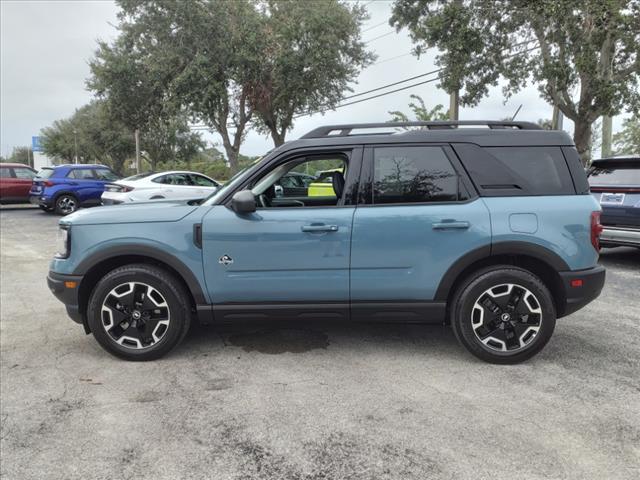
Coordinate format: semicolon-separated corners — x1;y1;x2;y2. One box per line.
155;151;261;182
613;116;640;155
388;94;449;123
390;0;640;162
249;0;374;146
0;147;31;166
537;118;553;130
40;101;205;175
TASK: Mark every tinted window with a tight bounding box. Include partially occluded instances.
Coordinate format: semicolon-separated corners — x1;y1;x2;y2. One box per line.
588;167;640;186
373;146;460;204
36;168;55;179
484;147;574;195
14;168;36;179
70;169;95;179
94;169;119;181
189;174;216;187
0;167;12;178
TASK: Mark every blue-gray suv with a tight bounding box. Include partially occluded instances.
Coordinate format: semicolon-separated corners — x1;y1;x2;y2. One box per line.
47;121;606;363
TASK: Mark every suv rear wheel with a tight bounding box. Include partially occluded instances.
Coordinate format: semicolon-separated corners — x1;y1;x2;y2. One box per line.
450;266;556;364
55;194;79;215
87;264;192;361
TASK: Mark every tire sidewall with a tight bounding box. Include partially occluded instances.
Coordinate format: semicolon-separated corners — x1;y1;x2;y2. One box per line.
452;267;557;364
87;265;189;361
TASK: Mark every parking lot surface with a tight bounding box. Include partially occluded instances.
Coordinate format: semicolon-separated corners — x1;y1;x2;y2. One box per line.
1;206;639;480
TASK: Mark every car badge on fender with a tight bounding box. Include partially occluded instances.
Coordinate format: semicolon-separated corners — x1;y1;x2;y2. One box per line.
218;254;233;266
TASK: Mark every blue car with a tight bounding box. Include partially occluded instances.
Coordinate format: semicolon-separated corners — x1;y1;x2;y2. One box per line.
29;164;119;215
47;121;606;363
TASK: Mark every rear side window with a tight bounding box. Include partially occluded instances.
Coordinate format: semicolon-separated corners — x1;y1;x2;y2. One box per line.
14;168;36;179
36;168;55;179
70;169;95;179
0;167;12;178
588;167;640;185
484;147;574;195
373;146;462;204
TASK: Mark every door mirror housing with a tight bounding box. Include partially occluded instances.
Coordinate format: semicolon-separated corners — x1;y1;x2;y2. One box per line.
231;190;256;214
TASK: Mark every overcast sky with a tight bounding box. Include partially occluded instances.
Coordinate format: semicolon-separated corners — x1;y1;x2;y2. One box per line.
0;0;628;159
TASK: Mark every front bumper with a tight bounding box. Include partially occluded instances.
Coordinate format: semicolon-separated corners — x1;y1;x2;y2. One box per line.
47;271;85;325
600;226;640;248
559;265;606;317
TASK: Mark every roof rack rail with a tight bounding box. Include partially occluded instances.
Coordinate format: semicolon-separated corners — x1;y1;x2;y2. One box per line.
301;121;542;139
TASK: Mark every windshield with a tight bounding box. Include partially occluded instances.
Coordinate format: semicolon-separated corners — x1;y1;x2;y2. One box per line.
588;167;640;186
202;158;264;205
36;168;55;179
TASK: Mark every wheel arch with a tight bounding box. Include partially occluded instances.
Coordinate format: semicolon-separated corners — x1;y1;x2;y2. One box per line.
436;242;569;319
75;246;208;331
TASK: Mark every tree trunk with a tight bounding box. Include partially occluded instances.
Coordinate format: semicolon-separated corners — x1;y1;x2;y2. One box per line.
573;118;592;165
270;130;286;147
221;140;240;173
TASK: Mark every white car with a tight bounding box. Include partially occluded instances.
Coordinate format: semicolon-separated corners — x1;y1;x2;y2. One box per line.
101;171;221;205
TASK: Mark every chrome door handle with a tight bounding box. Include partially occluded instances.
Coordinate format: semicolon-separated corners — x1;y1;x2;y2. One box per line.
432;221;470;230
301;224;339;233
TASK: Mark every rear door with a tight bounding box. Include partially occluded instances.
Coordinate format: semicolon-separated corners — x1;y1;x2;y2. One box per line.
350;144;491;322
12;166;36;199
0;166;16;200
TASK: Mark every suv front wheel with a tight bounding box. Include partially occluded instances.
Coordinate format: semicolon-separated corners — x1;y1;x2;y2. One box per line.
450;266;556;364
87;264;192;361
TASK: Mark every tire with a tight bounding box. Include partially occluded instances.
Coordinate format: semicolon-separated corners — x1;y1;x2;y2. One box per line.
54;194;79;215
87;264;192;361
450;265;556;364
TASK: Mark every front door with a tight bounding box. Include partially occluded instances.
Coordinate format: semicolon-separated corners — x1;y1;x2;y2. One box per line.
201;149;361;319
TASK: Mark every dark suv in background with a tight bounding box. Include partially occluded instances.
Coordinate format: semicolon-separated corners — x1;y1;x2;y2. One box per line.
588;156;640;249
29;164;119;215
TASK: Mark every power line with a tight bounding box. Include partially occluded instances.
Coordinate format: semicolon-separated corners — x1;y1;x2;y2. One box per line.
362;20;388;33
369;51;413;66
364;30;396;44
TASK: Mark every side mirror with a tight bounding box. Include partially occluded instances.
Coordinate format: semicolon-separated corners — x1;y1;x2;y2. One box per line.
231;190;256;214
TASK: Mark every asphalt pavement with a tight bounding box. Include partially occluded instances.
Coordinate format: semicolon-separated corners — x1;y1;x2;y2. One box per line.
1;205;639;480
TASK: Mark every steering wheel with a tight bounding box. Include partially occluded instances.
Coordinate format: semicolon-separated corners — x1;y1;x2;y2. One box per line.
258;194;271;208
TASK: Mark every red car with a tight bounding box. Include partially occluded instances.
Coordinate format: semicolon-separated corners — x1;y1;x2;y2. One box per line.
0;163;37;204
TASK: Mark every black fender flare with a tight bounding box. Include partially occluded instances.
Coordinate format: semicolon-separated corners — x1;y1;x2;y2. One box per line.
434;241;570;302
73;244;208;304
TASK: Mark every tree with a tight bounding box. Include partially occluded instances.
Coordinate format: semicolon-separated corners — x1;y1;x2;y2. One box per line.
141;114;206;170
613;116;640;155
0;147;31;166
249;0;374;146
388;94;448;123
391;0;640;163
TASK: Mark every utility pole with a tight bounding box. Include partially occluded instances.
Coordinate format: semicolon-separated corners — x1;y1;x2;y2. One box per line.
73;129;79;164
134;129;141;173
449;89;459;121
601;115;613;158
552;105;564;130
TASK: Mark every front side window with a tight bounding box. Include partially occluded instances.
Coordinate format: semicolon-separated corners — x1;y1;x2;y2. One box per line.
154;173;192;186
189;174;217;187
13;168;36;179
251;156;348;208
373;146;460;204
0;167;12;178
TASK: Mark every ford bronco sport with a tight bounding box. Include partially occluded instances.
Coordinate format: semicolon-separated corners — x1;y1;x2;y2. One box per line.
47;121;606;363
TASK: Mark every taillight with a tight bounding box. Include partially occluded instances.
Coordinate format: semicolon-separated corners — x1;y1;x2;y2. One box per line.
122;186;135;192
590;211;604;251
106;184;134;192
44;180;54;187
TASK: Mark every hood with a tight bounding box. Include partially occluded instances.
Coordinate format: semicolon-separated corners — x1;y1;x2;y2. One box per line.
61;200;202;226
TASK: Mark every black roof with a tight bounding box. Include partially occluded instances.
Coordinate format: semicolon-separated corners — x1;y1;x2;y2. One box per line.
591;156;640;168
282;121;574;153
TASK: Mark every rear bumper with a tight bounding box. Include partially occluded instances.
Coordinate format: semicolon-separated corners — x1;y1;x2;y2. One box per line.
29;194;53;208
558;265;606;317
47;271;85;325
600;226;640;248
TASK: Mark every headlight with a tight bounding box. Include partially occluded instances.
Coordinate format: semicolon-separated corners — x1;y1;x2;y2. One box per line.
55;225;70;259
